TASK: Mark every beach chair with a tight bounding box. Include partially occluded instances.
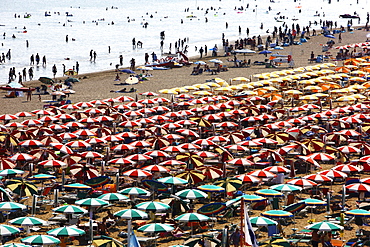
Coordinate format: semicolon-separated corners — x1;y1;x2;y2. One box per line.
331;239;346;247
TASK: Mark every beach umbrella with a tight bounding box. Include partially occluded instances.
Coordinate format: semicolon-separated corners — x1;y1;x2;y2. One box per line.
0;243;29;247
21;235;61;245
332;164;362;173
28;174;56;180
9;153;35;162
319;170;347;179
198;166;223;180
176;189;208;199
226;158;254;166
158;176;188;185
261;210;293;218
226;194;267;206
250;216;278;226
6;179;38;196
303;174;333;183
53;205;88;214
0;159;16;170
119;187;150;195
114;209;148;219
38;160;67;168
0;224;21;236
49;142;74;154
263;166;290;174
346;183;370;193
0;202;26;211
18;140;44;148
122;169;152;178
235;174;260;184
286;178;318;188
142;165;170;173
270;184;302;193
135;201;170;212
255;189;284;197
305;221;343;231
175;212;209;222
138;223;174;233
92;236;124;247
301;198;327;206
176;170;205;184
0;169;24;176
213;177;242;192
345;209;370;217
85;176;111;188
75;198;109;207
197;185;225;192
247;170;276;179
47;226;85;237
9;216;46;226
64;183;92;190
98;193;129;202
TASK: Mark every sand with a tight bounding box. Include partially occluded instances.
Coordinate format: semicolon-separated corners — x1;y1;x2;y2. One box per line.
0;27;369;246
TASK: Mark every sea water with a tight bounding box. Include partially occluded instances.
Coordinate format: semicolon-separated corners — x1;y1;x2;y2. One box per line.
0;0;368;85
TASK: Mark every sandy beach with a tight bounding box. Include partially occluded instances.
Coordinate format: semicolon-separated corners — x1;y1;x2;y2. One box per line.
0;25;369;246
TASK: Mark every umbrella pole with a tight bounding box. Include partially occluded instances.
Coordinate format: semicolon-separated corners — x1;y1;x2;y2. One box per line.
89;218;93;245
127;219;132;247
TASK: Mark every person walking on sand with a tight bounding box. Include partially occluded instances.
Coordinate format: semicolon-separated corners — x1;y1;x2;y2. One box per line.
28;67;33;80
204;45;207;56
93;51;97;62
52;64;57;78
76;61;79;74
89;49;93;61
42;55;46;66
27;87;32;101
199;47;204;58
119;55;123;66
130;58;135;71
338;32;342;43
30;54;34;65
35;53;40;65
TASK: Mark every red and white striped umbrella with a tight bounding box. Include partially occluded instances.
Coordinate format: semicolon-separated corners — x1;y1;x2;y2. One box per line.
10;153;36;161
175;129;200;137
38;116;59;122
19;140;44;148
111;144;136;151
202;105;221;111
64;122;85;128
129;140;152;148
73;129;97;138
136;118;156;124
341;116;363;124
144;150;170;158
253;138;279;145
124;111;144;118
55;114;76;121
85;138;107;145
79;118;100;124
346;183;370;193
305;153;335;161
160;146;186;153
332;164;362;173
142;165;170;173
247;170;276;178
162;123;182;129
60;104;81;110
116;132;139;139
153;106;171;112
126;102;144;108
235;174;260;183
203;114;222;122
176;120;197;126
286;178;317;188
90;100;108;105
159;160;186;166
15;112;34;117
21;119;42;126
287;118;306;125
125;154;153;161
192;139;216;146
116;96;135;102
226;158;254;166
178;143;202;150
318;169;347;179
150;115;171;122
263;166;290;174
119;121;141;128
38;160;68;168
140;91;159;97
195;151;218;158
224;145;249;152
207;136;230;143
138;108;156;114
84;108;105;115
95;116;115;122
75;102;94;108
4;122;26;128
163;134;184;140
79;151;104;159
108;158;135;166
66;140;91;149
49;124;69;130
215;122;239;128
31;110;55;116
198;166;223;179
163;112;182;118
303;174;333;183
113;104;131;111
153;97;171;104
138;99;156;105
58;133;78;140
49;142;74;154
237;140;263;147
335;129;361;137
70;164;100;180
102;135;124;142
123;169;152;178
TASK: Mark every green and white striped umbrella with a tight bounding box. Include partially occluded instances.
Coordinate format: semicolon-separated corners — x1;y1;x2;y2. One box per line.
0;224;21;236
98;193;129;202
0;169;24;176
47;226;85;237
345;209;370;217
1;243;29;247
138;223;174;233
270;184;302;193
53;205;88;214
114;209;148;219
255;189;284;197
197;185;225;192
250;216;278;226
75;198;109;207
0;202;26;211
64;183;92;190
305;221;343;231
175;213;210;222
226;194;267;206
21;235;61;245
158;176;188;185
119;187;150;195
9;216;46;226
28;174;56;180
300;198;327;206
175;189;208;199
136;201;170;212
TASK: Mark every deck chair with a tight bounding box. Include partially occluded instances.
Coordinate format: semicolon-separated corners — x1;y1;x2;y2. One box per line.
283;202;307;218
331;239;345;247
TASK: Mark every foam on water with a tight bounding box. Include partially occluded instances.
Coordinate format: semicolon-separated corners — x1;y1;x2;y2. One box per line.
0;0;368;85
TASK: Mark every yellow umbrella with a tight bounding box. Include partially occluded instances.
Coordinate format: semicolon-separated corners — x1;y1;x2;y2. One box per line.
269;78;284;83
249;82;264;87
328;74;343;80
174;87;189;93
294;67;306;72
325;63;337;67
282;69;295;75
299;74;311;79
238;83;254;89
310;78;326;83
229;85;243;90
299;80;315;85
299;95;319;100
231;77;250;82
350;94;367;99
274;71;288;76
285;90;303;95
280;77;293;82
305;72;319;77
159;89;178;94
196;84;211;90
268;73;280;78
218;81;230;87
204;82;221;88
350;70;367;76
240;90;257;96
259;80;272;85
304;85;322;92
349;77;367;82
215;87;232;92
349;84;366;90
184;85;199;90
336;96;357;101
193;91;212;96
319;64;330;69
313;93;329;98
262;86;279;91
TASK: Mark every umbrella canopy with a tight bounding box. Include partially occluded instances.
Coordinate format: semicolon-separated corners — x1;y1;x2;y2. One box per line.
114;209;148;219
176;170;205;184
137;223;174;233
175;213;210;222
92;236;124;247
135;201;170;212
0;224;21;236
270;184;302;193
0;169;24;176
213;177;242;192
301;198;327;206
158;176;188;185
119;187;150;196
305;221;343;231
9;216;46;226
47;226;85;237
53;205;88;214
250;216;278;226
345;209;370;217
0;202;27;211
197;185;225;192
197;203;227;216
255;189;284;197
21;235;61;245
98;193;129;202
75;198;109;207
64;183;92;190
261;210;293;218
176;189;208;199
6;179;38;196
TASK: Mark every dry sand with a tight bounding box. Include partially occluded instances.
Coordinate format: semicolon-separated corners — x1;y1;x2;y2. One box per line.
1;27;370;246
